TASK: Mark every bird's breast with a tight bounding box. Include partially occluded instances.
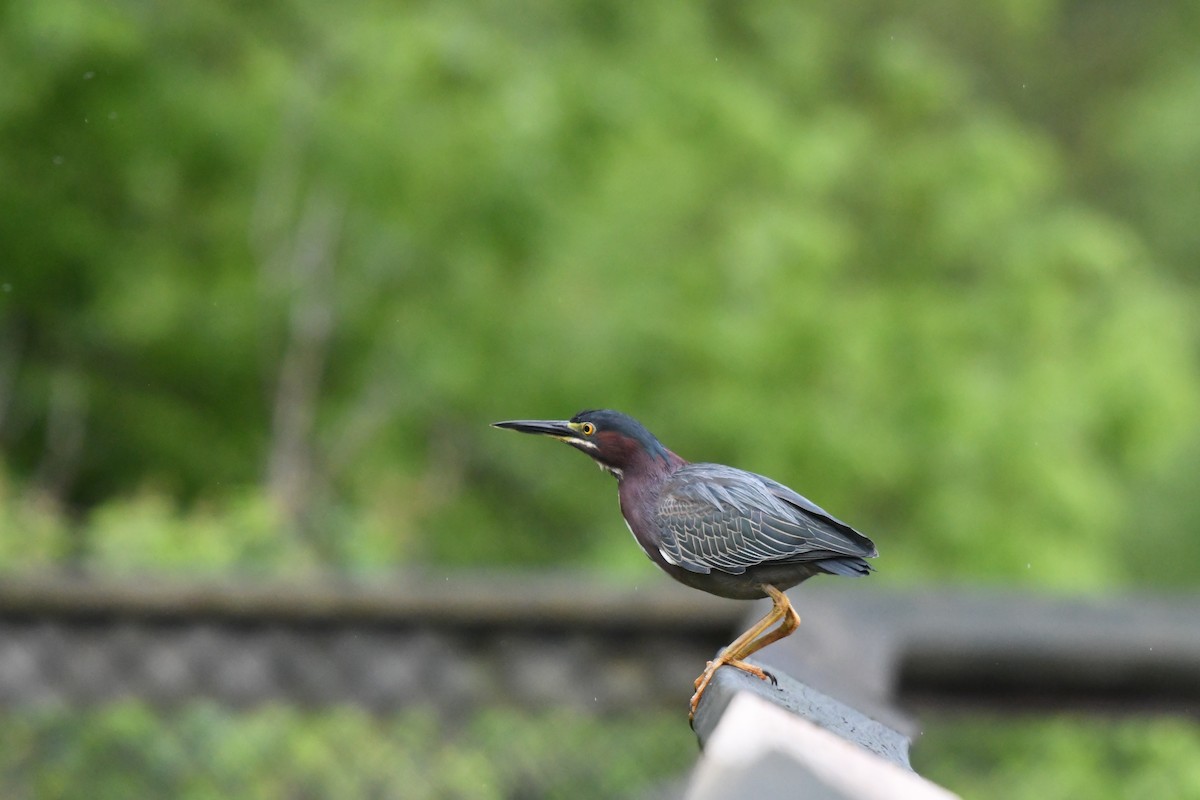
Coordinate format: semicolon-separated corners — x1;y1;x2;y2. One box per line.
620;515;660;563
617;480;679;571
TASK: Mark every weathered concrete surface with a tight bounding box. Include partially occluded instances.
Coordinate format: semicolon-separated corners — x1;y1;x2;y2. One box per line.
688;691;960;800
691;658;912;768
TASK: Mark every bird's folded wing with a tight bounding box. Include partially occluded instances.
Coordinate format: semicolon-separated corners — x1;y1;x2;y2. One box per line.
652;463;875;575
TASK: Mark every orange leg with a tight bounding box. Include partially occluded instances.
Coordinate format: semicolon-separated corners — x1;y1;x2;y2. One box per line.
689;585;802;720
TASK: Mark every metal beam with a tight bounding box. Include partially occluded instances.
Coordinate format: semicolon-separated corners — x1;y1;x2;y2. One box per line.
0;572;1197;714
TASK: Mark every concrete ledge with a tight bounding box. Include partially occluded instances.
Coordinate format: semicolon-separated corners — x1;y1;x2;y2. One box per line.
688;689;959;800
691;659;912;769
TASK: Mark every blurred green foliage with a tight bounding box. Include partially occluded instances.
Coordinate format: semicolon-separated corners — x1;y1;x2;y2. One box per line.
1;0;1199;589
2;1;1200;796
0;704;694;799
2;705;1199;800
916;714;1200;799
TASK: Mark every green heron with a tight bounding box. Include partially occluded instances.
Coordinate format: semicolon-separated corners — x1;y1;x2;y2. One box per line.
493;409;877;719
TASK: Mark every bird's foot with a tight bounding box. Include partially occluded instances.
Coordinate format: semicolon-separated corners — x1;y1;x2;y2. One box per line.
725;657;776;686
689;660;722;720
688;675;713;721
688;658;777;721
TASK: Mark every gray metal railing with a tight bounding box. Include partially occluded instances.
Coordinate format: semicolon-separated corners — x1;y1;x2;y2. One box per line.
1;571;1197;717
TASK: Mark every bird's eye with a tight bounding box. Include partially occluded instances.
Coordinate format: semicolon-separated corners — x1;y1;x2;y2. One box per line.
580;422;596;436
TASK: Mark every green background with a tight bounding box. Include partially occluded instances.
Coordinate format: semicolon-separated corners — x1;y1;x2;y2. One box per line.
2;0;1198;796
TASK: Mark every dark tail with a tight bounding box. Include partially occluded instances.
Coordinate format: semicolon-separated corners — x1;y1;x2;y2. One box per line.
818;556;874;577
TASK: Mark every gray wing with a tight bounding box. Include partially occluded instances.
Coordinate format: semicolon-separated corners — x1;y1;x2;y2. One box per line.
653;463;877;576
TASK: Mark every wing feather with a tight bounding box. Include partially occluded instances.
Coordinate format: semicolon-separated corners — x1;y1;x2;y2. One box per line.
652;463;877;576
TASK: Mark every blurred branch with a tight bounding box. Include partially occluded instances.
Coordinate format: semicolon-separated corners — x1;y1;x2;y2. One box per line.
248;89;422;549
263;188;344;532
249;73;349;535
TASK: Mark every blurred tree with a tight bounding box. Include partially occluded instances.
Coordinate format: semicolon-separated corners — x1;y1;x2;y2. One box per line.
0;0;1196;587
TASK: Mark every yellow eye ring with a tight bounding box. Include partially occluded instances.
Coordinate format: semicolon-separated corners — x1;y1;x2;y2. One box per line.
580;422;596;436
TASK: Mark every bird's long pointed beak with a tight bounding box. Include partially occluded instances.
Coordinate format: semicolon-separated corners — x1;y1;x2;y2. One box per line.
492;419;577;438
